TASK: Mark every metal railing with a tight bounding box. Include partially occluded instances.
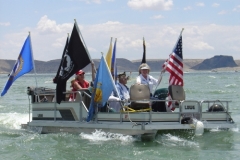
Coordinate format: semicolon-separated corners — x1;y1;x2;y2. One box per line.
30;87;233;125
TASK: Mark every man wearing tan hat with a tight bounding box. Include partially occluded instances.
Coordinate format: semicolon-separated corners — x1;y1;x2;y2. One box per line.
136;63;158;96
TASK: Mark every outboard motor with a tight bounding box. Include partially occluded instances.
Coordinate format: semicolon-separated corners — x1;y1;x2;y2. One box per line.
208;104;225;112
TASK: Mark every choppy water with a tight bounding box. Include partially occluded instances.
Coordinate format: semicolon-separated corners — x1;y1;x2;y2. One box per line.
0;71;239;160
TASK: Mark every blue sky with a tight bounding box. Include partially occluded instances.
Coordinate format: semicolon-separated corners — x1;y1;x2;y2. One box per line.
0;0;239;61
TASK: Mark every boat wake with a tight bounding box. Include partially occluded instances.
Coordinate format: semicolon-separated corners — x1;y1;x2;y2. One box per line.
0;112;29;129
156;133;199;148
79;130;136;143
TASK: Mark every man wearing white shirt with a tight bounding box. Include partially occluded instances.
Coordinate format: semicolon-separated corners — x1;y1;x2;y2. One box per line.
136;63;158;96
116;72;130;101
108;72;130;112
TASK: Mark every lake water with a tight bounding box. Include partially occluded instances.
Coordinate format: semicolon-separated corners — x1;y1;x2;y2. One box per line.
0;71;239;160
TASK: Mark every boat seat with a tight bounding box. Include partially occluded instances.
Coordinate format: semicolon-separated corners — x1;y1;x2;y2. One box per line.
129;84;150;110
168;85;185;101
167;85;185;110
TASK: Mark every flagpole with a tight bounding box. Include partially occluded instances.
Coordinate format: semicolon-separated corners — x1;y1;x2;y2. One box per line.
74;19;92;60
29;32;38;88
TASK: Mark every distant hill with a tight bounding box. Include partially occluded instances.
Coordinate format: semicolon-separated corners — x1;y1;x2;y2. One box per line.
0;55;239;74
191;55;237;70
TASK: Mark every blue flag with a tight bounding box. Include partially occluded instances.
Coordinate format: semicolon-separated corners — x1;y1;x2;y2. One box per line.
87;56;115;122
111;38;117;84
1;35;33;96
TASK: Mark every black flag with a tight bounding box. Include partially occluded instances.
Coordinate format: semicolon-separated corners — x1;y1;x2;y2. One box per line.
53;36;69;84
56;21;91;104
141;37;146;64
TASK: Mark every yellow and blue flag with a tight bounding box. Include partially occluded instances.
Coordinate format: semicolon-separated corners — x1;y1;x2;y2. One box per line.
111;38;117;83
87;56;115;121
105;37;112;70
1;35;34;96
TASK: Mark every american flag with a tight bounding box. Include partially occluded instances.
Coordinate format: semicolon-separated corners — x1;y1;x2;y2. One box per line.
163;31;183;111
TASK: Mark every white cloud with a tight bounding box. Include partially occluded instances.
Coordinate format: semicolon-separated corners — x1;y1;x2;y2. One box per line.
127;0;173;11
192;41;214;50
233;5;240;12
0;22;10;26
1;16;240;61
184;6;192;10
196;2;204;7
52;36;67;48
36;15;72;34
151;15;164;19
212;3;219;7
218;10;227;15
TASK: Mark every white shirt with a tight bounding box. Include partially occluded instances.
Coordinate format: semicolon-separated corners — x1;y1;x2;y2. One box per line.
117;83;130;100
136;74;158;94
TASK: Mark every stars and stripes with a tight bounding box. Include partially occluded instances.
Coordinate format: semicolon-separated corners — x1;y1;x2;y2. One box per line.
163;30;184;111
163;36;183;86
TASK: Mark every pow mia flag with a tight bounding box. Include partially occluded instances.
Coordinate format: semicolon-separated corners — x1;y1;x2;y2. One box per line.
56;20;91;104
53;36;69;84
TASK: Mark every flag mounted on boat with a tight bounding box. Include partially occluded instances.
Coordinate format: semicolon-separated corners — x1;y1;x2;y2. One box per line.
56;20;91;104
53;35;69;84
105;37;113;70
163;28;184;111
1;35;34;96
87;56;116;122
111;38;117;83
141;37;146;64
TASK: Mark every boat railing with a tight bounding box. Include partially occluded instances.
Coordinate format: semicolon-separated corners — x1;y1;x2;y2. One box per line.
200;100;232;122
63;90;90;122
28;86;233;124
200;100;231;112
91;98;232;124
118;99;232;124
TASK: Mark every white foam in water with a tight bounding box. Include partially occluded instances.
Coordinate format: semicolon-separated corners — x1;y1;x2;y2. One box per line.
225;84;237;88
208;76;216;79
44;80;53;83
80;130;136;143
161;133;199;148
231;127;239;132
193;119;204;136
0;112;29;129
